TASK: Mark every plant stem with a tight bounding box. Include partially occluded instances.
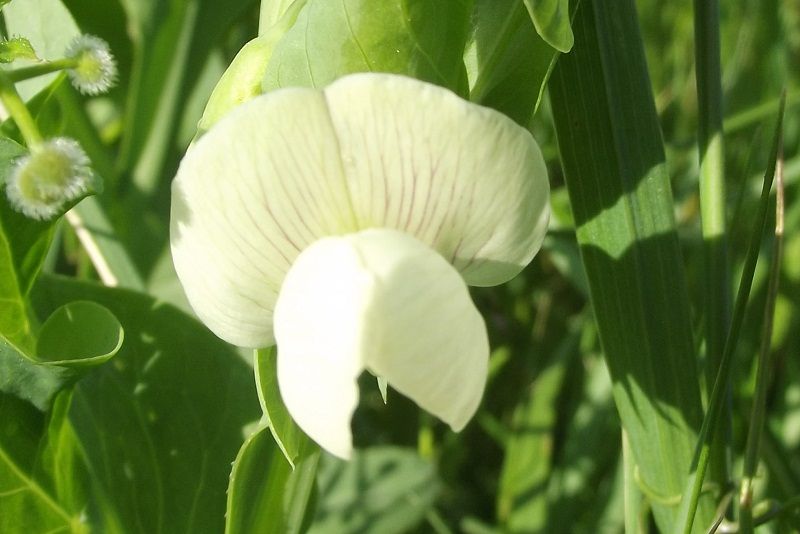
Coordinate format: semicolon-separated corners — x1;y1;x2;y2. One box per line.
693;0;730;494
0;70;43;146
7;58;78;83
623;431;645;534
739;98;785;533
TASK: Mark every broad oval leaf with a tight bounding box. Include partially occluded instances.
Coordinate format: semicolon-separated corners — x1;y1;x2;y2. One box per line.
35;300;123;368
30;275;260;533
262;0;471;94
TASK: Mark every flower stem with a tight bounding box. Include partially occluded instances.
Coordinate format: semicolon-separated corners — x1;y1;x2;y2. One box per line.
7;58;78;83
0;69;43;146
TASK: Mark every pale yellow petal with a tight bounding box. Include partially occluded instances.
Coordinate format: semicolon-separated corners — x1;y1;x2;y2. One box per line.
323;73;550;286
170;88;357;348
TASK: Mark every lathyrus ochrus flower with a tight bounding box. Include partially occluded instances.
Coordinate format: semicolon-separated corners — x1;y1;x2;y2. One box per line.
170;73;550;459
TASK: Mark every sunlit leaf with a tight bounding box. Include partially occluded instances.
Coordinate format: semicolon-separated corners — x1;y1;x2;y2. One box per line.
467;0;566;122
522;0;573;53
255;347;307;467
548;0;714;530
29;274;260;533
2;0;80;100
36;300;123;368
0;37;39;63
262;0;471;94
226;426;319;534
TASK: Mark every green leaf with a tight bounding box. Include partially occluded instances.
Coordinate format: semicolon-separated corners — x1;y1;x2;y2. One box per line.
262;0;472;95
522;0;573;53
2;0;81;100
548;0;714;530
308;447;440;534
259;0;298;32
0;37;39;63
29;274;260;533
0;342;70;410
497;350;567;530
255;347;307;467
546;355;620;529
281;442;320;533
226;427;288;534
36;300;123;368
0;391;88;534
226;427;320;534
466;0;571;124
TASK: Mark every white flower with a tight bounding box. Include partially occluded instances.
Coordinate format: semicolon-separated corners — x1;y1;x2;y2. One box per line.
6;137;91;220
64;35;117;95
170;73;550;459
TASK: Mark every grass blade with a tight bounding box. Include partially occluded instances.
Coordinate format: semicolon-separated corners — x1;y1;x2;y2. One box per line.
674;92;787;534
739;92;786;534
548;0;714;530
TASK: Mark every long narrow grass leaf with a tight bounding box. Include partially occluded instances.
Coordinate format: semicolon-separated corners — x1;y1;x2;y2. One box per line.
739;90;786;534
549;0;712;530
675;92;787;534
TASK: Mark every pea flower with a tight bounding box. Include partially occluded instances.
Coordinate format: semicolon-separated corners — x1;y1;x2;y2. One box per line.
170;73;549;459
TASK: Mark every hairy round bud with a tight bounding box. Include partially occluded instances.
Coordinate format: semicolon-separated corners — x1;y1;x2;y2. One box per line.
5;137;92;220
65;35;117;95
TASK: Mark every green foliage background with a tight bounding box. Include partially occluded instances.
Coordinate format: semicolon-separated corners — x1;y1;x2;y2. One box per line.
0;0;798;532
